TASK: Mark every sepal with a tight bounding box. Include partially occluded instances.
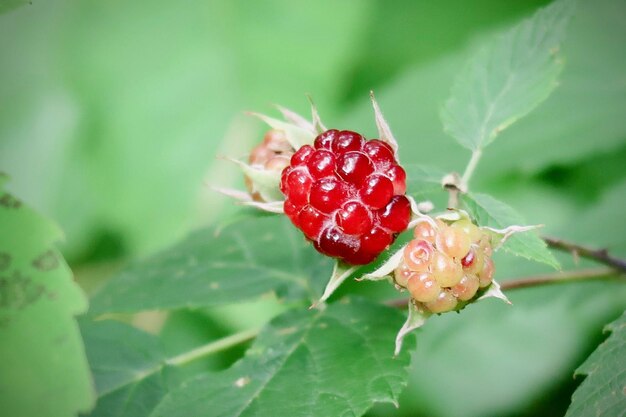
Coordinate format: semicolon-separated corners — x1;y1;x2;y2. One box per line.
478;279;511;304
370;91;399;158
312;261;357;308
359;247;406;282
249;112;316;149
395;300;430;356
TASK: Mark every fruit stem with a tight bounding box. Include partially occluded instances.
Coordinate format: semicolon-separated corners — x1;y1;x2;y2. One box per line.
543;236;626;273
165;327;260;367
499;267;619;290
385;267;624;308
461;149;482;189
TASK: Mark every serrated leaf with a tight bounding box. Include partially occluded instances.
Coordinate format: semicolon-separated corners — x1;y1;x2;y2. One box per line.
80;320;169;417
89;216;331;314
151;298;414;417
565;310;626;417
463;192;560;269
441;0;575;150
0;179;95;417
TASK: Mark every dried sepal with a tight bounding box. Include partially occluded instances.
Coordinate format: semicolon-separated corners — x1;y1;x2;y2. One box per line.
227;158;284;202
212;187;285;214
241;200;284;214
306;94;328;133
212;186;255;203
312;261;358;308
358;246;406;282
370;91;399;158
395;300;430;356
275;104;315;133
249;112;316;149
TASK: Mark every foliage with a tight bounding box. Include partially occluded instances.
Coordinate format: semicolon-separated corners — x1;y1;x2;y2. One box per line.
1;0;625;416
565;310;626;417
0;176;94;417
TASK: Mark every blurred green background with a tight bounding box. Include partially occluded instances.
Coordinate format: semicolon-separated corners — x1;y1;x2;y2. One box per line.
1;0;625;416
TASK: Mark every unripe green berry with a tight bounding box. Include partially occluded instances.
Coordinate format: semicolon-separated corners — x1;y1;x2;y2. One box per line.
413;219;437;244
403;240;434;272
431;251;463;287
452;274;480;301
425;290;457;313
436;223;471;259
478;257;495;288
393;262;413;288
407;271;441;303
453;219;482;243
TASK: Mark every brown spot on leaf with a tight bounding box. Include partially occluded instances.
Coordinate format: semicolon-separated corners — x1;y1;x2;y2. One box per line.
0;193;22;209
32;250;59;271
0;271;46;310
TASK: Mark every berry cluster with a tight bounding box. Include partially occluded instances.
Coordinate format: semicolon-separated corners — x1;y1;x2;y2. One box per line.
280;129;410;265
245;129;294;201
394;217;495;313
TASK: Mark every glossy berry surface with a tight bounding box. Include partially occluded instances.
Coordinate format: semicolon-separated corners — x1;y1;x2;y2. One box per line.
280;129;409;265
394;216;496;314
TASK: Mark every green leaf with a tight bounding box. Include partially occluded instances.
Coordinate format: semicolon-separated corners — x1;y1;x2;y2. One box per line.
342;0;626;183
0;177;95;417
0;0;29;14
151;298;414;417
89;216;331;314
463;192;560;269
565;311;626;417
80;320;169;417
440;0;575;151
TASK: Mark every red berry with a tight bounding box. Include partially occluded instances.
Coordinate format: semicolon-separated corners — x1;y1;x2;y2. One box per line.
337;151;374;185
298;205;326;239
285;169;312;207
387;165;407;194
360;226;393;255
359;174;394;210
332;130;364;154
306;149;336;179
315;226;358;258
280;129;409;265
335;201;372;235
309;177;349;214
313;129;338;150
291;145;314;166
363;140;394;167
283;200;299;222
378;195;411;232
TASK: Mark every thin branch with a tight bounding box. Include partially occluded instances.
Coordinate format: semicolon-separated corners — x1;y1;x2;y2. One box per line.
166;327;260;367
385;267;624;309
543;236;626;273
499;267;619;290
